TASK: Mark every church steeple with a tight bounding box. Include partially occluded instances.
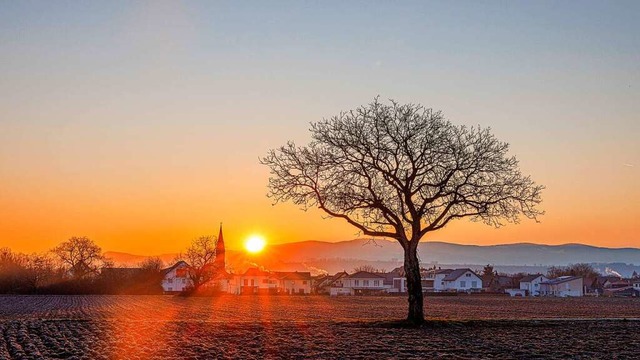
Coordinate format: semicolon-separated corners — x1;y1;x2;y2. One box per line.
214;223;226;270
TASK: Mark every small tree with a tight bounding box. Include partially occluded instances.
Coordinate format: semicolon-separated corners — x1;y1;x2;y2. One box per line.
261;98;544;324
52;237;107;279
181;235;218;290
547;263;600;279
482;264;497;277
353;264;381;273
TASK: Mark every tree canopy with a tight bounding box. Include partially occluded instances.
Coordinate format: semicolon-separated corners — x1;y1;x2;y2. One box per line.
261;98;544;324
262;98;544;248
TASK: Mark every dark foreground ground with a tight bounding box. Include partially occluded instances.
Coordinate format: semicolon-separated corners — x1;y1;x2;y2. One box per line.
1;295;639;359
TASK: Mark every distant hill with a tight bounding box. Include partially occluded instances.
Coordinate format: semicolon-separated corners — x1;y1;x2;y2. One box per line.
105;240;640;276
268;239;640;266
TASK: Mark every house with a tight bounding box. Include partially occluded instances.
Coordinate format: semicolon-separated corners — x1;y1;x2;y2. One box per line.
422;268;454;292
540;276;584;297
162;261;192;293
230;268;277;295
275;271;312;294
383;267;404;294
201;269;233;293
483;274;517;293
519;274;548;296
316;271;349;294
441;269;482;292
332;271;388;295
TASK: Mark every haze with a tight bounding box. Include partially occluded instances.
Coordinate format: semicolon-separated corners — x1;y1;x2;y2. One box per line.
1;1;638;254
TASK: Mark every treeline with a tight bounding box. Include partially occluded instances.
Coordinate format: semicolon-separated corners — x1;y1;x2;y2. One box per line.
0;237;164;295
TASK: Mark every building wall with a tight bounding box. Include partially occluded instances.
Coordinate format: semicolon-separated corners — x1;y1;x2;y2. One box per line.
162;264;192;293
433;273;448;291
541;278;584;297
520;276;548;296
443;272;482;291
342;277;385;289
280;279;311;294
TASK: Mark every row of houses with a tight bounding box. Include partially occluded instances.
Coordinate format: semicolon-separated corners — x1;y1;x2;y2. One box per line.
162;260;640;297
162;261;313;295
315;268;485;296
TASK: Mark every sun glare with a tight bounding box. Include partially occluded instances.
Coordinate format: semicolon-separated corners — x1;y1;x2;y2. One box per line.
245;235;266;253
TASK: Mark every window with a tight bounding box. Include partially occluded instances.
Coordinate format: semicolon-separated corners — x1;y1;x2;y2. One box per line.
471;281;477;288
168;287;172;291
182;279;186;284
355;280;360;286
251;279;255;286
243;279;248;286
168;278;173;284
460;281;466;288
363;280;369;286
374;280;379;286
466;273;471;277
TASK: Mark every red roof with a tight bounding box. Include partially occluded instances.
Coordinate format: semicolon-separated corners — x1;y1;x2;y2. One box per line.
347;271;385;279
242;268;271;277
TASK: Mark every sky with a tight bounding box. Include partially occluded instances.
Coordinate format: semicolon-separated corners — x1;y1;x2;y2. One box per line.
1;1;638;254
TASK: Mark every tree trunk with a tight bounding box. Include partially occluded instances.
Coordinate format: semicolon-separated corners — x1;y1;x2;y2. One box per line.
404;245;424;325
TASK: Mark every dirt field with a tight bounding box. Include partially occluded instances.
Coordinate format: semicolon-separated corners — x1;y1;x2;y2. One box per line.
1;295;639;359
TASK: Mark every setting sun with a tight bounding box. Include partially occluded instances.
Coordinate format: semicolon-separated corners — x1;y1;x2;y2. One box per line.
245;235;266;254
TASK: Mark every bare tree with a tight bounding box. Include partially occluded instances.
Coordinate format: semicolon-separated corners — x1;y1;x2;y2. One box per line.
180;235;219;290
547;263;600;279
139;257;164;273
261;98;544;324
353;264;382;273
52;237;107;279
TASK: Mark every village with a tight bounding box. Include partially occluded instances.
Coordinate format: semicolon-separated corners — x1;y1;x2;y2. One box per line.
158;228;640;298
162;261;640;298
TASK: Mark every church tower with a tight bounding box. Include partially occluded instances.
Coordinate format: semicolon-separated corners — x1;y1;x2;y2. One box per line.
214;223;226;271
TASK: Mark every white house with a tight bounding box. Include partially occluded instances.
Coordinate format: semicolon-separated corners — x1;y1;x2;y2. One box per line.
275;271;312;295
422;269;455;292
441;269;482;292
540;276;584;297
519;274;548;296
162;261;192;293
229;268;278;295
333;271;388;295
317;271;349;294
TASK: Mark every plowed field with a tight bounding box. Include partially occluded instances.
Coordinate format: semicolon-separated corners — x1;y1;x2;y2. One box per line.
1;295;638;359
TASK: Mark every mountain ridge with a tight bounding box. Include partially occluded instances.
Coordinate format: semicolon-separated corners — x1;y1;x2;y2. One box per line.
105;240;640;268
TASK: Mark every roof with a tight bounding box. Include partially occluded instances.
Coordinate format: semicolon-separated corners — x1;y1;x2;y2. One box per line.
422;268;453;278
443;269;478;281
162;261;190;275
347;271;385;279
275;271;312;280
542;276;582;285
242;268;271;277
520;274;546;283
597;276;621;286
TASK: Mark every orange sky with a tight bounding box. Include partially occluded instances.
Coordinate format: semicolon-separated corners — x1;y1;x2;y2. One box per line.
1;2;638;254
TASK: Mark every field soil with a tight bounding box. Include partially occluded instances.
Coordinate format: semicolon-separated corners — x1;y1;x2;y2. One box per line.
0;295;639;359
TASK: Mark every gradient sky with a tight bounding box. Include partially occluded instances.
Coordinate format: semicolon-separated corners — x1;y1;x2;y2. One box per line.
1;1;638;254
